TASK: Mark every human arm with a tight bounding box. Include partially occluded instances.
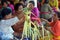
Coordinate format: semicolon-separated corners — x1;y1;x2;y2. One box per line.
41;18;50;25
34;8;39;17
31;17;40;23
48;4;54;14
12;16;25;32
45;27;55;35
32;8;39;18
5;17;19;26
13;15;25;26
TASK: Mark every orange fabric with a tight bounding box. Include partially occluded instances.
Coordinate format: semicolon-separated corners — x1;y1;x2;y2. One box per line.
54;36;60;39
50;20;60;36
49;20;60;40
52;36;60;40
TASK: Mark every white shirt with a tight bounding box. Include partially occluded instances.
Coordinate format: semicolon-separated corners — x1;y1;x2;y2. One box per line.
0;17;19;39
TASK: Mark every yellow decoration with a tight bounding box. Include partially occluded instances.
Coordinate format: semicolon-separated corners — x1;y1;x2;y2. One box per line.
49;0;58;10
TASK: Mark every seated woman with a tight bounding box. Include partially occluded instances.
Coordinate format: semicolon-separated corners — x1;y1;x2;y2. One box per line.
12;3;25;40
37;0;44;11
41;13;60;40
40;0;53;22
49;0;59;11
28;1;40;25
7;0;14;14
49;0;60;20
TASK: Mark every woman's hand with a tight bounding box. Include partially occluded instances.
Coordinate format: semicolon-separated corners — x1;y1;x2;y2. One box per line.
45;27;54;35
41;18;49;24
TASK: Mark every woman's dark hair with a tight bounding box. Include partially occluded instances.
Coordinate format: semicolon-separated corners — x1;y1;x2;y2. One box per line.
1;0;8;5
29;1;35;6
44;0;49;4
19;0;26;3
19;0;23;2
38;0;42;2
0;8;12;19
14;3;23;11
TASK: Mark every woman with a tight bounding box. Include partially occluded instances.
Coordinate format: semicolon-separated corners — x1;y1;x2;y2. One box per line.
1;0;12;13
28;1;40;24
40;0;53;22
37;0;44;11
0;7;19;40
12;3;25;40
49;0;59;11
7;0;14;14
41;14;60;40
1;0;8;8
